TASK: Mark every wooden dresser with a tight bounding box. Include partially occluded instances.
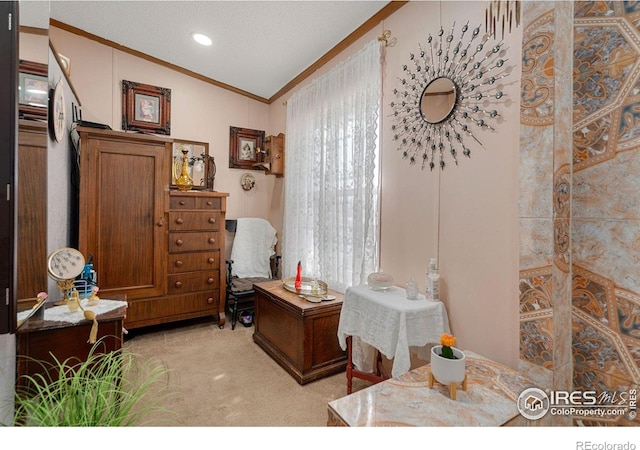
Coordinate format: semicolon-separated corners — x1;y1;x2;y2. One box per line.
166;191;226;326
77;127;229;329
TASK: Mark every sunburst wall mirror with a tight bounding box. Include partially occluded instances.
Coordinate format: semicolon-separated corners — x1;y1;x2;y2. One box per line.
390;22;512;171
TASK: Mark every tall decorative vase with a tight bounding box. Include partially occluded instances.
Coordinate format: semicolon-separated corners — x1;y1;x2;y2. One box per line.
175;149;194;191
429;345;467;400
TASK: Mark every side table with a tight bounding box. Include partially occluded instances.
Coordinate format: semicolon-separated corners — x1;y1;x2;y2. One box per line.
15;298;127;392
338;284;450;393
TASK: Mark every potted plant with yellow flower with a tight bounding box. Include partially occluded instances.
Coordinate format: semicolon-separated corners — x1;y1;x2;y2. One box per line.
429;333;467;400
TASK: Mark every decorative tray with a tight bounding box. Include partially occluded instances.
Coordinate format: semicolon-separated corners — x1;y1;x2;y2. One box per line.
282;276;328;296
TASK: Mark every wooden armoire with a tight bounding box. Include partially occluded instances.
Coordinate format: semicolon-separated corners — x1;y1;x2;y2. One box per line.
76;126;229;329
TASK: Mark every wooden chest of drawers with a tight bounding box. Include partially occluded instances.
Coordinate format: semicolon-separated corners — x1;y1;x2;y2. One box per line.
163;190;227;327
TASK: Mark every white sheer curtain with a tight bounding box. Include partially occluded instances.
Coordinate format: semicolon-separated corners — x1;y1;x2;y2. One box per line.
282;39;381;293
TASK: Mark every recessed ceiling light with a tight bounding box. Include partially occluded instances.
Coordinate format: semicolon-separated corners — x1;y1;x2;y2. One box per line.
192;33;212;46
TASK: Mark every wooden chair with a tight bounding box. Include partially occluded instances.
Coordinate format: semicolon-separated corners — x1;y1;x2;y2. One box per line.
225;219;280;329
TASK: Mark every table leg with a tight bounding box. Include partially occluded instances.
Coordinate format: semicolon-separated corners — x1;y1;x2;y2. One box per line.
345;335;388;395
375;351;383;377
347;335;354;394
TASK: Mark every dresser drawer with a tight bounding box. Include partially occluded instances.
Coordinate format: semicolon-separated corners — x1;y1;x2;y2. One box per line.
169;231;220;252
168;271;220;294
168;251;219;273
197;197;222;210
170;196;197;209
126;291;219;328
168;211;221;231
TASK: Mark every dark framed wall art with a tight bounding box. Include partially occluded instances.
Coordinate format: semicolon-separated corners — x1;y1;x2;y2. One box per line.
18;60;48;121
122;80;171;135
229;126;265;170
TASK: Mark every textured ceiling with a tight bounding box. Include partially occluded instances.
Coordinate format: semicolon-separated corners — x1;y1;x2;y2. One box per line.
42;1;390;100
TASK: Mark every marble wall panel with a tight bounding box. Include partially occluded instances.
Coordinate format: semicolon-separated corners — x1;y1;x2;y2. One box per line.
574;147;640;220
519;127;554;219
572;219;640;295
553;256;572;371
551;1;575;397
519;218;553;269
519;0;640;426
519;1;556;372
520;314;553;369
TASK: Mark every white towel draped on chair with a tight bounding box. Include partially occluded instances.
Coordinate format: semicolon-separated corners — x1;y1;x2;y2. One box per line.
230;218;277;278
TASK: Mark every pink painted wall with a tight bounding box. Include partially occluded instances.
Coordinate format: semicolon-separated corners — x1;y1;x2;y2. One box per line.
19;31;48;63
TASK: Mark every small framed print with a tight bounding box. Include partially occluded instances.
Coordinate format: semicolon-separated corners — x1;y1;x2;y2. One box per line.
18;60;48;120
122;80;171;135
171;139;209;190
229;126;265;170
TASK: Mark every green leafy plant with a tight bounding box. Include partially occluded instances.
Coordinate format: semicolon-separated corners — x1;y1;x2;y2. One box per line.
13;340;175;426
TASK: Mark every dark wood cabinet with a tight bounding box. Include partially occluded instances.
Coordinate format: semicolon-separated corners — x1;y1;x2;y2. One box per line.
253;280;346;384
78;127;168;302
263;133;285;177
15;302;127;392
16;120;47;304
77;127;229;329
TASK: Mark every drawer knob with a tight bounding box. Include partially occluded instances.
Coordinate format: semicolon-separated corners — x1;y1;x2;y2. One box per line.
207;257;214;264
207;278;215;284
208;217;216;224
206;201;213;206
207;297;214;304
175;260;183;267
176;239;184;246
176;218;184;224
179;200;186;205
208;237;216;244
175;281;182;288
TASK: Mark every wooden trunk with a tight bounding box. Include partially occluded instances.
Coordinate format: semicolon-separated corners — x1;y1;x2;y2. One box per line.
253;280;347;384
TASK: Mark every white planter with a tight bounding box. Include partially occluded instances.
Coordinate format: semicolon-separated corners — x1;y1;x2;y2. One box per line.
430;345;466;385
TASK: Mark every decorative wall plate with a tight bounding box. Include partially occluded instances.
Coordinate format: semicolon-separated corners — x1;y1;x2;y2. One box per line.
50;79;66;142
241;172;256;191
390;22;511;171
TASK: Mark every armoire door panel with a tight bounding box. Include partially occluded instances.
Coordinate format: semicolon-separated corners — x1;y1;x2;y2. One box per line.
78;130;167;300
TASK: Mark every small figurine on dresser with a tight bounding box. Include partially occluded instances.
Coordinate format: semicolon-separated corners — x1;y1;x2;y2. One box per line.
87;286;100;306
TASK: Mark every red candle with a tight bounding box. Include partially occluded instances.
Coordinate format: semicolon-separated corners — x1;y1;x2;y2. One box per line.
295;261;302;289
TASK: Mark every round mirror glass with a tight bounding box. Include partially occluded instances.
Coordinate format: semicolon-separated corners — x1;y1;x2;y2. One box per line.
420;77;457;124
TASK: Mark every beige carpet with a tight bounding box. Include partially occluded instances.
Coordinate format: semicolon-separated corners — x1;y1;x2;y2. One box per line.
123;317;370;427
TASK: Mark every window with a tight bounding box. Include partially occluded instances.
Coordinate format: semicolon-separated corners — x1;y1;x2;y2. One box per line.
282;40;381;292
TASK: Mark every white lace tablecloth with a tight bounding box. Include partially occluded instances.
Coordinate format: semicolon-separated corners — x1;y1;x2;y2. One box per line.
17;299;128;324
337;285;450;378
